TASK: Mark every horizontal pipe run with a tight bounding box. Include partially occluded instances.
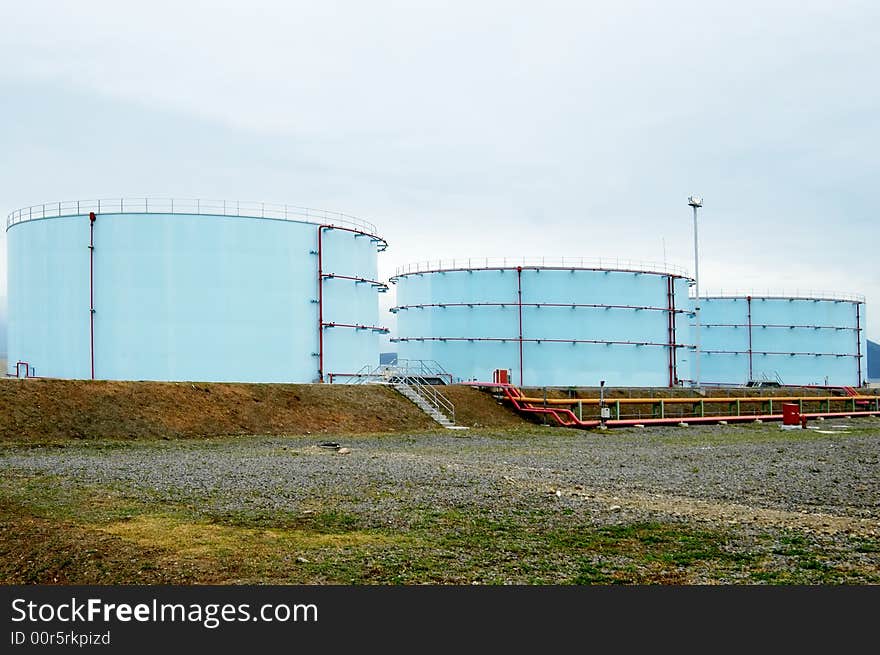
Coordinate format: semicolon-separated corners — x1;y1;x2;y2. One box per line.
702;323;859;330
390;264;692;283
462;382;880;429
510;394;878;406
700;291;865;303
322;322;390;333
391;301;691;313
322;273;389;291
702;349;859;357
604;411;880;427
393;337;692;348
318;224;389;252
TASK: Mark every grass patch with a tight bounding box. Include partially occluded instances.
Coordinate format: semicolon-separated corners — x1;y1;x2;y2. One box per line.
2;428;879;585
98;514;390;553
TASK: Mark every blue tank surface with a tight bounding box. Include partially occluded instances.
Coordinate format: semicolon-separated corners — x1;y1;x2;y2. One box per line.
391;258;694;387
6;199;388;382
697;293;866;386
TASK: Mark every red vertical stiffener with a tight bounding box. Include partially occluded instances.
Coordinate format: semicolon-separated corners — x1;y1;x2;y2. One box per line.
517;266;524;387
670;277;678;385
317;226;325;382
746;295;753;381
666;276;675;387
89;211;96;380
315;224;388;383
856;302;862;386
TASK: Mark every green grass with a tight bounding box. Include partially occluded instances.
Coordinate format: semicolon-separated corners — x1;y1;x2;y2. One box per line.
2;486;877;584
2;429;879;585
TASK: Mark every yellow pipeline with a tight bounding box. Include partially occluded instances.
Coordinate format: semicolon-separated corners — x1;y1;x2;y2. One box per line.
511;394;878;406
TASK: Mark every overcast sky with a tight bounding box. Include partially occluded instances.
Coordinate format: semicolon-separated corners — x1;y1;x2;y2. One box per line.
1;0;877;341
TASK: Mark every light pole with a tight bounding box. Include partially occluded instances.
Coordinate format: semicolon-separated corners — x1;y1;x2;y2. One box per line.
688;195;702;391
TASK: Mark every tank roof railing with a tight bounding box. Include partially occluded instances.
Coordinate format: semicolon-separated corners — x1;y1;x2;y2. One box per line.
6;197;379;235
393;257;690;279
698;289;866;303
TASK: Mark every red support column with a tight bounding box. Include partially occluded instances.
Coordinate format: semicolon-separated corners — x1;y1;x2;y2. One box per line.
856;302;862;386
317;226;325;382
746;295;753;382
517;266;524;387
316;225;389;383
666;276;676;387
89;211;96;380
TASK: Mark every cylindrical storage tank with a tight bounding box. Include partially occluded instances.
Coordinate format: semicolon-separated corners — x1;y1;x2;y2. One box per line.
698;292;866;386
391;258;694;386
6;199;388;382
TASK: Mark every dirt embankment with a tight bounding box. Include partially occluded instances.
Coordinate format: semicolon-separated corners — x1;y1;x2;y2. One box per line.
0;379;524;442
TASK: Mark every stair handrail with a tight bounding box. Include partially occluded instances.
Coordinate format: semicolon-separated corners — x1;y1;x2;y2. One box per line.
348;363;376;384
402;375;455;424
352;358;454;385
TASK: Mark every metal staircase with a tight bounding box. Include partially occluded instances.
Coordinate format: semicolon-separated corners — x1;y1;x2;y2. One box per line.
393;379;457;428
349;359;462;428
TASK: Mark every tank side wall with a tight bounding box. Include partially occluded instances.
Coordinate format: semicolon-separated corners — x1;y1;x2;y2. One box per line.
8;213;382;382
92;213;317;382
395;268;681;386
321;227;382;377
673;278;693;385
7;217;91;378
699;298;750;384
520;270;668;386
859;304;867;385
394;270;519;381
699;297;863;386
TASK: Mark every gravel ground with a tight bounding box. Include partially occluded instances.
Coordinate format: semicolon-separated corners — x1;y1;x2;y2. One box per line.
1;418;878;536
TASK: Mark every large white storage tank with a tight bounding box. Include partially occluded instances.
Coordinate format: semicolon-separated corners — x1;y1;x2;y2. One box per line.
6;198;388;382
698;292;866;386
391;258;694;387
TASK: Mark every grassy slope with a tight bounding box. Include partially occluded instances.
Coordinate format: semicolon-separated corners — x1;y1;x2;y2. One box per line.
0;380;524;441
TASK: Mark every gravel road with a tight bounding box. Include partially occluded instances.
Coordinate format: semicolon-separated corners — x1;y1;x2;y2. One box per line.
2;418;878;537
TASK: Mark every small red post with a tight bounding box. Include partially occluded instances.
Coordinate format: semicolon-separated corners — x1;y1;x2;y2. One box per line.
782;403;800;425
